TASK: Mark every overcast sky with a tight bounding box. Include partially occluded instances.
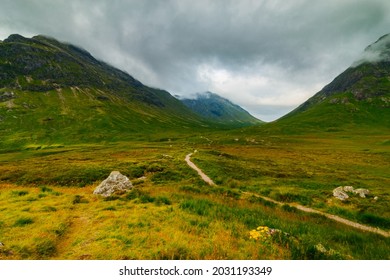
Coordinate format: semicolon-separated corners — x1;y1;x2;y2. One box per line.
1;0;389;121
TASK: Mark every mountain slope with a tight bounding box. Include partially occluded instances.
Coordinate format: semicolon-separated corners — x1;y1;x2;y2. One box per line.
180;92;263;127
267;34;390;133
0;34;208;149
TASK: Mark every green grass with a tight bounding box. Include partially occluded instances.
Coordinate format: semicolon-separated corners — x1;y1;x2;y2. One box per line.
1;33;389;260
0;131;389;260
14;217;34;227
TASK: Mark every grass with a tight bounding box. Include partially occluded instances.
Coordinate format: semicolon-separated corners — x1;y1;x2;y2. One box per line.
0;132;389;260
14;217;34;227
1;32;389;260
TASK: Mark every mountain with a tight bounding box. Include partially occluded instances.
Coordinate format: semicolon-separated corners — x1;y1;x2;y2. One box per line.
0;34;207;149
269;34;390;133
180;92;263;127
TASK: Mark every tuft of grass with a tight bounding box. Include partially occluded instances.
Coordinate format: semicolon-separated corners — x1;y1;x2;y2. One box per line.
11;190;29;197
72;195;89;204
41;206;57;212
282;204;298;213
154;196;172;206
359;213;390;229
40;186;53;193
14;217;34;227
35;239;57;259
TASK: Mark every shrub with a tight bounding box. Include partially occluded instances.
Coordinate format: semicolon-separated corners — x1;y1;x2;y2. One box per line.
139;193;155;203
53;223;68;237
130;165;145;178
282;204;298;213
180;199;214;216
125;189;156;204
40;186;53;193
103;195;120;201
11;190;29;197
179;185;204;194
14;217;34;227
35;239;56;259
151;170;182;183
41;206;57;212
227;179;241;188
273;192;311;205
360;213;390;229
146;163;164;172
72;195;89;204
154;196;172;206
248;196;276;208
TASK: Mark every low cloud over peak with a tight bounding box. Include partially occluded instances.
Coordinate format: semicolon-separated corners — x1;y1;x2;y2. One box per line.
352;33;390;67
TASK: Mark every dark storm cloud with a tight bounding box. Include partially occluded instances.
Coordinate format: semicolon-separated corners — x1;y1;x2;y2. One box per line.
1;0;390;121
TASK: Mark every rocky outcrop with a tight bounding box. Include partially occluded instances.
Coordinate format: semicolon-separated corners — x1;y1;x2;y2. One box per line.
333;186;370;201
354;188;369;198
0;91;15;102
333;187;349;201
93;171;133;197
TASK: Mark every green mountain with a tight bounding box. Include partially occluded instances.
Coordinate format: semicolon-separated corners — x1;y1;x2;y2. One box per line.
0;34;208;149
180;92;263;127
267;34;390;134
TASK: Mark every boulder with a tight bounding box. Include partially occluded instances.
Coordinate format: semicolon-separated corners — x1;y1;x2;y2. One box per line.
333;186;371;200
354;188;369;198
93;171;133;197
343;186;354;192
333;186;349;201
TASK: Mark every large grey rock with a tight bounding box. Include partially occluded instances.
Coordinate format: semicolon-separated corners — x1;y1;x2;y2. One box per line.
333;186;370;200
343;186;354;192
93;171;133;197
355;188;369;198
333;187;349;201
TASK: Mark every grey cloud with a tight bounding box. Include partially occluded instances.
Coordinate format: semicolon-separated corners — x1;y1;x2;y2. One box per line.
1;0;390;120
352;34;390;66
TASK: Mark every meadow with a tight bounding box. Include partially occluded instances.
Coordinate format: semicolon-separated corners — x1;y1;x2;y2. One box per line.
0;131;389;260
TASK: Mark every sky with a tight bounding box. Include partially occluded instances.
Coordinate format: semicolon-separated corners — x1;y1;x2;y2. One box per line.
1;0;390;121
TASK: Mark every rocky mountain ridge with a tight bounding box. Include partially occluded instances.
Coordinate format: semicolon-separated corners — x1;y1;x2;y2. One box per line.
180;91;262;127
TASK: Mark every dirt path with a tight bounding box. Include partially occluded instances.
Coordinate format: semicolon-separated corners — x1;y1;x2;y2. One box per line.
185;152;215;186
184;154;389;237
243;192;390;238
185;151;390;237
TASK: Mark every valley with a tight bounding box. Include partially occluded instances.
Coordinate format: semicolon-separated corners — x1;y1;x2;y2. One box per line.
0;131;389;260
0;34;389;260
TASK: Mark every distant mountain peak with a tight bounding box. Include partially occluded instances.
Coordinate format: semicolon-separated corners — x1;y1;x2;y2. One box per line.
352;33;390;67
180;92;263;127
193;91;225;99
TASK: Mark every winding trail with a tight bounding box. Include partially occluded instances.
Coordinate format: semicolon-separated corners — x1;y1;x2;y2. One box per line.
185;152;215;186
184;152;389;237
242;192;389;238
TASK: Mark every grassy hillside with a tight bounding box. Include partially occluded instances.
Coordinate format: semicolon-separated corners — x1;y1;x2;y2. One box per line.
0;85;208;150
0;34;220;150
251;35;390;135
260;90;390;135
